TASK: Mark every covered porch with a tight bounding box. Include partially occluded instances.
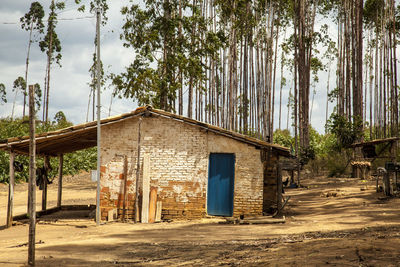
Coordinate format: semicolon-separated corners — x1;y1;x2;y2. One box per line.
0;122;98;228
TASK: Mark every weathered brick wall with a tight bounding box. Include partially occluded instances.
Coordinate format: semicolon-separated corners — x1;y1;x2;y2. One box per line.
262;150;279;214
100;116;208;220
100;114;271;220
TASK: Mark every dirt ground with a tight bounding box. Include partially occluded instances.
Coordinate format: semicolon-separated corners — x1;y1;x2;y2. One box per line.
1;173;400;266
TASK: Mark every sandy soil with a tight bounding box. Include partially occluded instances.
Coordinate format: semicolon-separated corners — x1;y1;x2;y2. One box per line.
1;174;400;266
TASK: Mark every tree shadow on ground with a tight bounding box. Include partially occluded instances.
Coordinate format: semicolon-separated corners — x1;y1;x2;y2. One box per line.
35;224;400;266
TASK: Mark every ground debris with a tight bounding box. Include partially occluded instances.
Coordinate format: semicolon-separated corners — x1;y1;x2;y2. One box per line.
8;240;44;248
320;190;345;197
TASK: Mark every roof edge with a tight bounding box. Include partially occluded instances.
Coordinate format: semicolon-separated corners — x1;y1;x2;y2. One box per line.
0;105;290;156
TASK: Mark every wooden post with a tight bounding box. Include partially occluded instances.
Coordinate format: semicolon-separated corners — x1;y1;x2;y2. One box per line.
28;84;36;266
148;188;157;223
95;7;102;227
290;170;294;185
134;117;142;223
6;151;15;228
396;140;399;191
384;172;392;196
297;159;301;186
141;155;150;223
57;154;63;208
42;156;49;211
121;155;128;221
351;148;356;178
276;163;283;218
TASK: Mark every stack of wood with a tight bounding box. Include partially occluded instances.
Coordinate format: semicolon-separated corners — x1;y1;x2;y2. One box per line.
351;161;371;180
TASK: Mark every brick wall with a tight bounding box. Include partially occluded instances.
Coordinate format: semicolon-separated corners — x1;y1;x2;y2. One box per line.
100;114;274;220
262;149;279;214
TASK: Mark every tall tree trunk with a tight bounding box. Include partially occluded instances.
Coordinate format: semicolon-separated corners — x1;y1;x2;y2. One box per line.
228;2;237;131
178;0;183;116
44;20;53;123
23;21;34;118
271;17;279;142
161;0;171;111
391;0;398;136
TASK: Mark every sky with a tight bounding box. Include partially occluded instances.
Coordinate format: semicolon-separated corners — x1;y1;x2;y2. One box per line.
0;0;335;134
0;0;135;124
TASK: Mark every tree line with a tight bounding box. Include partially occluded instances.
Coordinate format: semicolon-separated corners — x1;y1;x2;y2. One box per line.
1;0;399;161
111;0;399;158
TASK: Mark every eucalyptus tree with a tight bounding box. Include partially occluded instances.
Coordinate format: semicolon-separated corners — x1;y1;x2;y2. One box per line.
33;83;42;112
323;39;337;129
113;0;221;113
113;0;182;111
309;57;325;122
20;1;45;117
364;0;399;138
0;83;6;105
11;77;26;120
39;0;64;123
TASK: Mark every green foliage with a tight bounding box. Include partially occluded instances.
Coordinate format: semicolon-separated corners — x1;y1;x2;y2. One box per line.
112;0;225;111
20;1;45;35
0;114;96;184
12;78;41;110
273;126;355;177
34;83;41;110
310;57;325;83
325;150;350;177
326;113;364;151
327;87;338;103
364;0;385;27
0;83;6;104
13;77;26;96
39;0;64;66
63;147;97;175
273;129;294;149
76;0;109;24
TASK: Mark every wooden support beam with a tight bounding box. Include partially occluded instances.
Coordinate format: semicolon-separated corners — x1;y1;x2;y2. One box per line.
121;155;128;222
134;117;142;223
297;159;301;186
148;187;157;223
6;151;15;228
141;155;150;223
383;172;392;196
28;84;36;266
275;163;283;218
42;156;49;211
57;154;64;208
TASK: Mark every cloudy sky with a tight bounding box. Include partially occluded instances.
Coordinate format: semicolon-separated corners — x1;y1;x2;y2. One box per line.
0;0;335;134
0;0;135;123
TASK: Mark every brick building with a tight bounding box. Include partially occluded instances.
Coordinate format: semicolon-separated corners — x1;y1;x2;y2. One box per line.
0;106;289;225
100;106;289;221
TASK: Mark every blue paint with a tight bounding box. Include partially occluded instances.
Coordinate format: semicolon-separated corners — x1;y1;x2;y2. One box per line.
207;153;235;216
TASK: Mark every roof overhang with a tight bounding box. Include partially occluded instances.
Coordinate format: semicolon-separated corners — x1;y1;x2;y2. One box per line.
350;137;400;148
0;106;290;157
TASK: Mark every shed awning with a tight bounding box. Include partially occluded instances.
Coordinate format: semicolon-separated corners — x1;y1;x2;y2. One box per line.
350;137;400;148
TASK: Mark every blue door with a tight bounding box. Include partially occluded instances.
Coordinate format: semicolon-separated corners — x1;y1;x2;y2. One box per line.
207;153;235;216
